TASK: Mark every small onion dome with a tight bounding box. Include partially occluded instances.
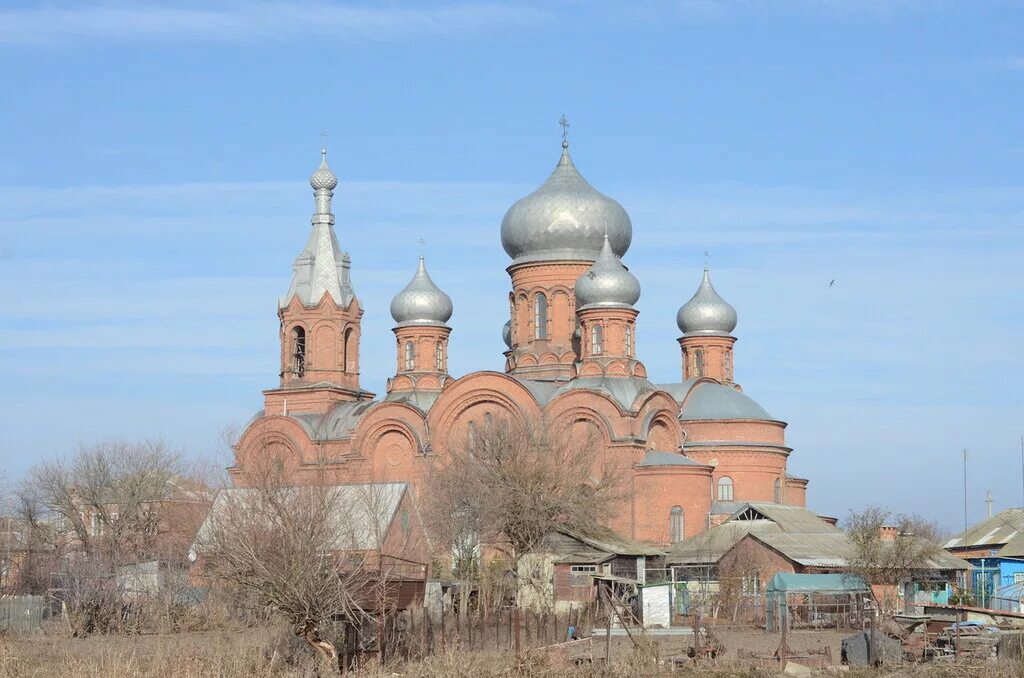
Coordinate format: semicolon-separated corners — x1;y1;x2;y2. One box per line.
574;235;641;310
502;320;512;348
309;149;338;191
676;267;737;336
500;142;632;265
390;256;453;327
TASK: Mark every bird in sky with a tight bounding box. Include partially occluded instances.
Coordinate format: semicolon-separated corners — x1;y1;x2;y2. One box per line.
828;279;836;287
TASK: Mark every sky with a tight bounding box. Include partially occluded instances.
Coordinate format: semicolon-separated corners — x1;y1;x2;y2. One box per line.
0;0;1022;534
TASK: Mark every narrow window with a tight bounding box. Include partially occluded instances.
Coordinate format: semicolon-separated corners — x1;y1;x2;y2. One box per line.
435;341;444;371
625;325;633;356
717;476;734;502
592;324;603;355
724;349;733;382
694;349;705;377
404;341;415;371
344;327;355;372
774;478;782;503
534;293;548;340
291;327;306;377
467;421;477;450
670;506;684;544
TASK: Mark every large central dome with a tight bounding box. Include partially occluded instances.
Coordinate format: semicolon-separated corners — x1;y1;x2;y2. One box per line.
501;142;632;265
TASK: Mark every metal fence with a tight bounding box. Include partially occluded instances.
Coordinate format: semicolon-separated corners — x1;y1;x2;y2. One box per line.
0;595;46;633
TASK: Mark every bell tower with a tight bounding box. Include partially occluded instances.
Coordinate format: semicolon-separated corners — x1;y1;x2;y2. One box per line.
264;149;372;415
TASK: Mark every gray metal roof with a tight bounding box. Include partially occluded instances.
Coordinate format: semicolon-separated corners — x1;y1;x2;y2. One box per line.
510;376;561;405
194;482;409;553
637;451;708;468
383;389;441;414
574;235;640;310
667;502;840;565
655;380;699;403
500;142;632;266
943;508;1024;552
502;320;512;349
676;266;737;337
389;256;453;327
679;381;773;421
752;532;851;568
281;150;356;309
290;400;377;441
554;375;657;412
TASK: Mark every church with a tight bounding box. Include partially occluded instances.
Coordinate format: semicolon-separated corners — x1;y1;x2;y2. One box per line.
230;134;809;547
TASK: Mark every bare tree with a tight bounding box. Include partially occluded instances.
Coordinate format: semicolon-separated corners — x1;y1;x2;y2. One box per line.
423;415;626;603
14;440;208;633
844;506;942;612
193;457;412;671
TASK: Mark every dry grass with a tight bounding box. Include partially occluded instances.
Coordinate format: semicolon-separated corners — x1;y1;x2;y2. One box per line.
3;628;1024;677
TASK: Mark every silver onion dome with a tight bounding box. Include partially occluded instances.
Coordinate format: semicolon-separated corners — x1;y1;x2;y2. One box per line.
676;267;737;336
500;142;632;265
390;256;453;327
309;149;338;191
575;235;641;310
502;320;512;348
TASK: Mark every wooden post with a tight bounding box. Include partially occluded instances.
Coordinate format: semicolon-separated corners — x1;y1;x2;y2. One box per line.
514;607;521;656
603;586;612;665
440;600;446;650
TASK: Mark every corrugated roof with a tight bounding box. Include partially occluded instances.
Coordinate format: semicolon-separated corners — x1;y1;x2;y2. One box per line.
752;532;852;567
766;572;869;593
194;482;408;553
667;502;840;565
943;508;1024;551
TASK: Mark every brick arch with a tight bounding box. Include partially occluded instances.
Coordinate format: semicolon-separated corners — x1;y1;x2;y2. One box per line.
427;371;544;455
234;416;310;482
351;402;428;457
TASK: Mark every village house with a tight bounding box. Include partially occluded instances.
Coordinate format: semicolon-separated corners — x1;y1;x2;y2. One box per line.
944;508;1024;611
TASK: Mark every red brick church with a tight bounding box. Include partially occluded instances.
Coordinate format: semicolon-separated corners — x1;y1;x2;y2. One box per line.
230;136;809;548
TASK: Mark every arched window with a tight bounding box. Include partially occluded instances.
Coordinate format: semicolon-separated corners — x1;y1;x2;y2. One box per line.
695;348;705;377
717;476;734;501
344;327;355;372
774;478;782;503
670;506;684;544
625;325;633;356
467;421;478;450
435;341;444;371
404;341;415;371
534;293;548;340
291;327;306;377
591;324;603;355
724;349;733;382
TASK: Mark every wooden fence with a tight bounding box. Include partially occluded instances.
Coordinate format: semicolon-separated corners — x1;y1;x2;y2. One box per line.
342;604;601;670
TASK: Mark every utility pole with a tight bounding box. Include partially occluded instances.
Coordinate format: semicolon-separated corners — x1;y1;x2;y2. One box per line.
963;449;969;538
1020;435;1023;507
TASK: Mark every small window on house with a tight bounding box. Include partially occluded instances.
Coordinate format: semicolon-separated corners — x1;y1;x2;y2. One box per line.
625;325;633;356
742;573;761;596
694;348;705;378
534;293;548;340
670;506;684;544
774;478;782;503
435;341;444;371
592;324;603;355
404;341;415;371
717;476;734;501
291;326;306;377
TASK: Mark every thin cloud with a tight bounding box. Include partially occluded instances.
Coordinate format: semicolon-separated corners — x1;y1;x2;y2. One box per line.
0;2;547;46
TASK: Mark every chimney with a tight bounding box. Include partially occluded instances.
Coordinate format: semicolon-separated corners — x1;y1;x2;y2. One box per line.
879;525;898;542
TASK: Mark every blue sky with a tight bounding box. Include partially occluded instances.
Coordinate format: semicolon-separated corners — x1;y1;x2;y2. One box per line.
0;0;1022;533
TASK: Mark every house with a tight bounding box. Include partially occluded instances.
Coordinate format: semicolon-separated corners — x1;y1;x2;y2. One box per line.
944;508;1024;611
517;528;665;613
667;502;968;619
192;481;431;612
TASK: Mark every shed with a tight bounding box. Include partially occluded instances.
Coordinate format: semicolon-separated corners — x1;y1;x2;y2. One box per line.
766;573;871;632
